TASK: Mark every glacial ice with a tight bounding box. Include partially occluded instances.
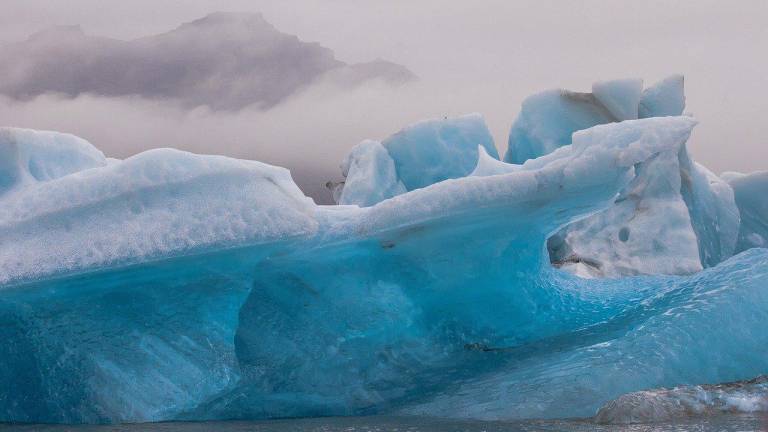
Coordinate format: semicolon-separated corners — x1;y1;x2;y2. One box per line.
382;113;498;190
496;76;737;277
543;128;739;277
639;74;686;118
400;248;768;420
503;87;614;165
0;138;317;284
591;78;643;121
547;120;704;276
595;376;768;424
505;75;685;164
336;113;498;206
473;114;738;277
0;127;106;194
679;158;740;267
337;140;406;206
722;171;768;252
0;77;766;425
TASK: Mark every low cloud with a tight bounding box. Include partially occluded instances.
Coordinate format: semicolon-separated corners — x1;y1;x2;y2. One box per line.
0;12;415;111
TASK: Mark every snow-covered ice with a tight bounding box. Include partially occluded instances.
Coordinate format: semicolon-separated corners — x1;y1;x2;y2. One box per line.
0;127;106;194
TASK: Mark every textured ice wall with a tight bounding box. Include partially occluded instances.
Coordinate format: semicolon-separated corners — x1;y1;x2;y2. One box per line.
0;146;317;284
542;126;739;277
491;76;737;277
401;249;768;420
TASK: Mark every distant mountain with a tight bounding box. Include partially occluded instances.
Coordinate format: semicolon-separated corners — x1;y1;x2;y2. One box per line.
0;12;416;110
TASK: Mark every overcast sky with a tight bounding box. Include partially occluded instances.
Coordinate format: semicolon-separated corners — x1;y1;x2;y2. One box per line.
1;0;766;201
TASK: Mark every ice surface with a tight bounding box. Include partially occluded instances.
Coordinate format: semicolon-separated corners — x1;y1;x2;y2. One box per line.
639;75;686;118
0;127;106;194
470;146;520;177
0;100;765;424
0;254;252;423
337;140;406;206
0;148;317;284
382;113;498;190
497;76;736;277
595;375;768;424
592;78;643;121
477;116;731;277
547;129;701;277
544;125;739;277
679;158;740;267
503;88;613;164
340;76;685;210
504;76;685;164
400;249;768;420
336;114;498;206
722;171;768;251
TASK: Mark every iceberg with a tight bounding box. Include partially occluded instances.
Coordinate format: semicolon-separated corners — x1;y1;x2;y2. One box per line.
722;171;768;252
591;78;643;121
337;140;406;206
0;79;765;424
679;157;740;267
336;113;498;206
638;74;686;118
503;87;615;165
504;75;684;165
493;76;737;277
542;131;739;277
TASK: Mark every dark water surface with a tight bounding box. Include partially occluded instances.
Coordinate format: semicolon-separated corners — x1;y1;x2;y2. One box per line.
2;415;768;432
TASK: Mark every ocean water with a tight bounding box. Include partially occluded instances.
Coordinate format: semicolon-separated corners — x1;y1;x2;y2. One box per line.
2;415;768;432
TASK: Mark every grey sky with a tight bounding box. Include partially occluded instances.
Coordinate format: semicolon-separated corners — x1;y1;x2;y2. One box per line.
1;0;766;202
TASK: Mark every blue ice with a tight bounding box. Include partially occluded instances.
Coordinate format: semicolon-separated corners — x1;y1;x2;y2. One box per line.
0;78;766;424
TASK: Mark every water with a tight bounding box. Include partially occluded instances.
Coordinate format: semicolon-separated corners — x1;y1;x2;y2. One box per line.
2;415;768;432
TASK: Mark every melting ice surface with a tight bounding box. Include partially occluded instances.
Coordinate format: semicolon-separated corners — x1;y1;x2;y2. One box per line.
1;77;767;425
